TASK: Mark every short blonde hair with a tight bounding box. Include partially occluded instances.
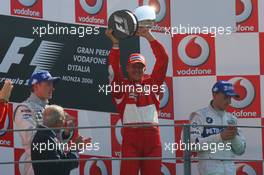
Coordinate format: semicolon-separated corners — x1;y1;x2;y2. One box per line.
43;105;65;127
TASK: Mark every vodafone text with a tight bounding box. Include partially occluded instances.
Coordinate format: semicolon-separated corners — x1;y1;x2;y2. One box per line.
13;8;40;18
164;141;231;154
98;82;166;95
32;24;100;38
165;24;232;37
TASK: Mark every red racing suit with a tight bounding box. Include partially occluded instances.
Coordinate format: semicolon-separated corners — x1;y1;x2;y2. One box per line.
108;40;168;175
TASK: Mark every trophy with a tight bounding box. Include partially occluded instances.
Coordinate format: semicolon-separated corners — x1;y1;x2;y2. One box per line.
108;5;156;40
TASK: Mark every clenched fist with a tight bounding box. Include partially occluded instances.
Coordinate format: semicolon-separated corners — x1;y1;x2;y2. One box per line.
0;80;13;102
220;126;238;141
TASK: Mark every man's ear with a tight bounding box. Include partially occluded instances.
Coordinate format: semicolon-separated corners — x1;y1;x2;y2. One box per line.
212;92;218;99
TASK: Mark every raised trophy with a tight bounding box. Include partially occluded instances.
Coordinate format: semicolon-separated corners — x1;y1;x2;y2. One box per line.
108;5;156;40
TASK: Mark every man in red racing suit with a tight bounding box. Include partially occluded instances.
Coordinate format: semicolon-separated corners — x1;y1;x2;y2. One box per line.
106;27;169;175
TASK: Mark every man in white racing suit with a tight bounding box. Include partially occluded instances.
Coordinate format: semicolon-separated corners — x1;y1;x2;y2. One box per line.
14;71;73;175
190;80;246;175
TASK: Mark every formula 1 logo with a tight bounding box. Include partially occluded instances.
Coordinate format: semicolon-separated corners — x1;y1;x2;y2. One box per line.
235;0;258;32
11;0;43;19
159;77;174;120
80;155;111;175
172;34;216;77
0;37;63;75
139;0;171;33
75;0;107;26
111;114;122;157
0;104;13;147
218;76;261;118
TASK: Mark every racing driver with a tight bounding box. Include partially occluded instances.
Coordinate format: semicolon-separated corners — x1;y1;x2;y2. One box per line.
106;26;168;175
190;80;246;175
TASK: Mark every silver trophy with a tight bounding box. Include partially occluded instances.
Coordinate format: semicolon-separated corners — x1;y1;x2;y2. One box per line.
108;5;156;40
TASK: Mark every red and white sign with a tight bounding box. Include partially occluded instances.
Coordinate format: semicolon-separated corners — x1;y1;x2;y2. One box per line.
218;76;261;118
236;162;262;175
111;114;122;158
80;155;112;175
161;162;176;175
159;77;174;120
172;34;216;77
0;104;14;148
139;0;171;33
75;0;107;26
14;148;27;175
10;0;43;19
260;33;264;75
236;0;258;32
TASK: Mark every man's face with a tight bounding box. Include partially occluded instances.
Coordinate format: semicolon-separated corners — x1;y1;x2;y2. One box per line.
34;81;54;100
126;63;145;82
213;92;232;110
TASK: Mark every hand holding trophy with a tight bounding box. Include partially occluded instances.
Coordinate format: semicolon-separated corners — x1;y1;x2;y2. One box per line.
108;5;156;40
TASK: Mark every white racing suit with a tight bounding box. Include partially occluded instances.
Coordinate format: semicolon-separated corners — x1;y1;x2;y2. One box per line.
190;103;246;175
14;93;72;175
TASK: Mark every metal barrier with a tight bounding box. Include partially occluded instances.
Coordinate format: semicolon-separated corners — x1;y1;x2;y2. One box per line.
0;123;262;175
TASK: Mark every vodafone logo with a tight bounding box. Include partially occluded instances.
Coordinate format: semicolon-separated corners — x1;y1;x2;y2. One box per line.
178;35;209;67
236;0;252;23
160;82;169;109
115;119;122;145
229;77;255;109
79;0;103;15
143;0;166;22
161;164;171;175
84;159;108;175
0;114;9;136
237;164;256;175
18;0;37;7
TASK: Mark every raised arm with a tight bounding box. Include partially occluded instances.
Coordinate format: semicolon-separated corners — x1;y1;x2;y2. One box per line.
136;27;169;86
106;29;124;100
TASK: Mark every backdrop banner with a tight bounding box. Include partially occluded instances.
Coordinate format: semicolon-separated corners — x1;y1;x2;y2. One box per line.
0;14;140;112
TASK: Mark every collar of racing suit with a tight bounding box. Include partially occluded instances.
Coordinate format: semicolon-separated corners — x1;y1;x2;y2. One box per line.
27;93;49;108
209;100;225;117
